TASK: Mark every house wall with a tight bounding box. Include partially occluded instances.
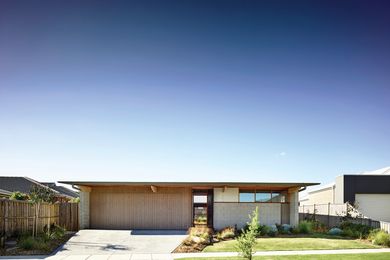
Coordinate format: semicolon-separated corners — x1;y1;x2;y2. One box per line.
334;175;344;203
214;188;239;202
79;189;90;229
213;203;282;229
306;187;334;205
355;194;390;222
289;188;299;226
343;175;390;204
213;187;295;229
89;186;192;229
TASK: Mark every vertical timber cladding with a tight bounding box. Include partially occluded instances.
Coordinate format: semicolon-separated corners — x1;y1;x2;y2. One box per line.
90;186;192;229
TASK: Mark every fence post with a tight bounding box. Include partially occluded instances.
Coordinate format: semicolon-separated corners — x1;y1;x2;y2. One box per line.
313;204;316;221
1;200;5;247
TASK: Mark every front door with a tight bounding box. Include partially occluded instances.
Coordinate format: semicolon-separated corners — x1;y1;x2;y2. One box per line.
192;189;213;228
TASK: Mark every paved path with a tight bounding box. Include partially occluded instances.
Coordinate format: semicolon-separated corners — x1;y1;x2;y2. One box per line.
3;248;390;260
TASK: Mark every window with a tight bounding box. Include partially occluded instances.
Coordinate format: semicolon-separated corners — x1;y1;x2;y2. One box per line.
256;192;272;202
193;195;207;203
239;191;255;202
239;190;287;203
271;192;286;203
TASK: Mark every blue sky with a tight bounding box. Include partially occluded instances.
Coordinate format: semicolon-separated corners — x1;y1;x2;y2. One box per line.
0;1;389;186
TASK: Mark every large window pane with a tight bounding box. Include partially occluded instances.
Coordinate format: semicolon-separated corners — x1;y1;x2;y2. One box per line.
271;192;286;202
256;192;271;202
239;191;255;202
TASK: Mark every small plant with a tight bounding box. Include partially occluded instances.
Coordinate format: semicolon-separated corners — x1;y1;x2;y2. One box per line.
218;226;236;240
18;236;50;251
188;226;213;245
43;224;66;240
10;191;29;201
69;197;80;203
19;236;35;250
236;207;259;260
328;227;343;236
368;229;390;247
297;221;313;234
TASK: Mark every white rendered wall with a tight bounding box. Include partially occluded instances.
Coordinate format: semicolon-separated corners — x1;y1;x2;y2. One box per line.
213;203;282;230
214;188;239;202
79;190;90;229
355;194;390;222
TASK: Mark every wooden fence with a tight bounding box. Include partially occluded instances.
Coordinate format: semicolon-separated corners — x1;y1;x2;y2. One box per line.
0;199;79;238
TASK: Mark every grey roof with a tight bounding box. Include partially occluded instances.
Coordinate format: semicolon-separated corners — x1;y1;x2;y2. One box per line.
41;182;79;198
60;181;319;189
0;188;12;196
0;176;53;194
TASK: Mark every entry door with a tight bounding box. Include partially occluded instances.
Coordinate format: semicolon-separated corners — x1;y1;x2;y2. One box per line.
192;189;214;228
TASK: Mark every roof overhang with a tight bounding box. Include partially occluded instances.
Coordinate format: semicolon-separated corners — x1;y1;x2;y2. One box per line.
59;181;319;190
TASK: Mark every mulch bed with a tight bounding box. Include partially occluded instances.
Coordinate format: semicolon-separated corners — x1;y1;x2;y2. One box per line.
0;232;74;256
173;240;209;253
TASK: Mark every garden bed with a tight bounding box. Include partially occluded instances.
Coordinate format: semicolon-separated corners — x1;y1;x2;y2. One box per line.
0;232;74;256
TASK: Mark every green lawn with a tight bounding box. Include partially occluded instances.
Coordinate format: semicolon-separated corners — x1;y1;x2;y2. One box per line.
203;236;379;252
178;253;390;260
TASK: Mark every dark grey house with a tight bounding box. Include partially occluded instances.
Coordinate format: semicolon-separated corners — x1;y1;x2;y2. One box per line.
0;177;78;200
300;166;390;222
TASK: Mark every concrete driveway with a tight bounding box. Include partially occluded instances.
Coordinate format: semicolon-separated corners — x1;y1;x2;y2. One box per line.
55;229;187;255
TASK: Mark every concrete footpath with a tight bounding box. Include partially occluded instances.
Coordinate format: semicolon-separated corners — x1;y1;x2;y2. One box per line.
1;248;390;260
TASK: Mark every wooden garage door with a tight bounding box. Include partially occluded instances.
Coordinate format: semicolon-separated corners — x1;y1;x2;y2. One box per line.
90;186;192;229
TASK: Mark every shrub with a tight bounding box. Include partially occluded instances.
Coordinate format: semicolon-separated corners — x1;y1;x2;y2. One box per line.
369;230;390;247
218;226;235;240
188;226;213;245
42;224;66;240
18;236;50;251
312;221;327;233
69;197;80;203
258;225;270;236
297;221;313;234
340;221;373;239
328;228;343;236
51;225;66;239
280;224;292;234
19;236;35;250
267;224;278;237
10;191;29;201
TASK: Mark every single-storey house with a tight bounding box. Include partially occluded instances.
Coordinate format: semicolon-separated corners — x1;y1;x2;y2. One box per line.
60;181;318;230
299;166;390;222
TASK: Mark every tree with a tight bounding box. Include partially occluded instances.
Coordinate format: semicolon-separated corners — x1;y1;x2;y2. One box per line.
29;185;56;237
10;191;29;201
236;207;260;260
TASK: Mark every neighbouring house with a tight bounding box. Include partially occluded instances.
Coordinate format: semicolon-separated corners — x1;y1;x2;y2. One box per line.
0;176;78;202
60;181;318;230
0;188;12;198
41;182;79;199
299;166;390;222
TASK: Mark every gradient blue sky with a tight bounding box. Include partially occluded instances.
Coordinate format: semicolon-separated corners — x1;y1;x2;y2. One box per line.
0;1;389;187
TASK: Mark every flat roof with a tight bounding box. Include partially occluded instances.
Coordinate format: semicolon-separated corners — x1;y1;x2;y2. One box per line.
59;181;319;189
